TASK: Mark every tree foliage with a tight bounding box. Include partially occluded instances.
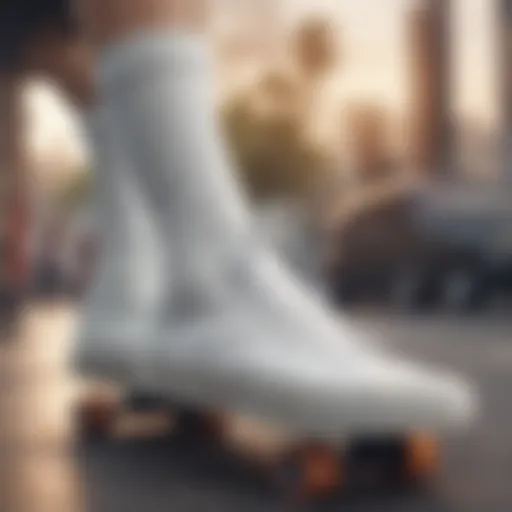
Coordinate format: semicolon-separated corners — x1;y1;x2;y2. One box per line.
220;70;332;205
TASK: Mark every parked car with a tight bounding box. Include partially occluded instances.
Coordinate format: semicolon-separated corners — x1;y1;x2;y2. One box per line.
325;178;505;313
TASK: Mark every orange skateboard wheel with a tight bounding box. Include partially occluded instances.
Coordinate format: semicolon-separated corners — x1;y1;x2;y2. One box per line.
404;432;439;481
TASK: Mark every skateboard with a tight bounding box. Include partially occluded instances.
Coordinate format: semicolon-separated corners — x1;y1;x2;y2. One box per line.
77;388;440;502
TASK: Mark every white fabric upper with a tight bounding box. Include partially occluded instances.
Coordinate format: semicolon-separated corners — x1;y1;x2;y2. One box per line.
78;107;160;340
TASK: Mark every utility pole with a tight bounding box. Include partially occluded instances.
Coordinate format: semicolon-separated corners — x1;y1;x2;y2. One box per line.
499;0;512;181
407;0;454;177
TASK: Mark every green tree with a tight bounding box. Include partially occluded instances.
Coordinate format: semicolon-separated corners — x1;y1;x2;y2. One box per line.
221;72;331;206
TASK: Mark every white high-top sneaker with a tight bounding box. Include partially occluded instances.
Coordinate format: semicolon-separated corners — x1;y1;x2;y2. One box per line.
75;107;160;381
88;32;477;438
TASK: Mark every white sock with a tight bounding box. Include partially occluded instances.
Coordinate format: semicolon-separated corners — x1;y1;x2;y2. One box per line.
82;106;159;321
95;32;252;309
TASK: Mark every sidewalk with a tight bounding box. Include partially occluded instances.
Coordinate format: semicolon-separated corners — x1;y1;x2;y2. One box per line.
0;301;83;512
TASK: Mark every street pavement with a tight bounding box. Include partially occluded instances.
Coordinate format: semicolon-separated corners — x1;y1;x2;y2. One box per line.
1;303;512;511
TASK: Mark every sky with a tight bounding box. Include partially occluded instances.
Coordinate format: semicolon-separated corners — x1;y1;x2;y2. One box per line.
29;0;499;170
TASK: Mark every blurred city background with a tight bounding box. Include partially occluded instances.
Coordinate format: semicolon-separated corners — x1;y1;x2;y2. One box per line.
4;0;512;313
3;0;512;511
